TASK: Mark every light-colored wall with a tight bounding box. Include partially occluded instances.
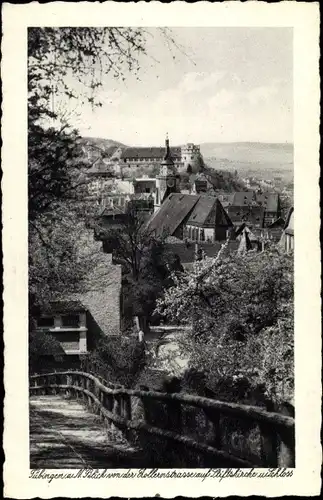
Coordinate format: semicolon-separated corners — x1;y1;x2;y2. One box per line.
115;179;135;194
186;225;214;243
79;330;87;352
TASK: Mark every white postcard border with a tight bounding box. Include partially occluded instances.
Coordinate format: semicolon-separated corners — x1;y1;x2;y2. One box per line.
2;1;321;498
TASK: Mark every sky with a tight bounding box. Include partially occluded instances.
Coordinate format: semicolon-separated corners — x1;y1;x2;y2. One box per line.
60;28;293;146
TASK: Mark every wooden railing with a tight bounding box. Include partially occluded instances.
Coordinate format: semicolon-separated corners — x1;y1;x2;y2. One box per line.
30;370;295;468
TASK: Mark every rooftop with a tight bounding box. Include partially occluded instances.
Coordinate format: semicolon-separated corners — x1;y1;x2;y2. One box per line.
120;146;181;160
146;193;232;237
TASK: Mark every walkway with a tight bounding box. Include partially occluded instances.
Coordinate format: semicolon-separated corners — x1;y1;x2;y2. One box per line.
30;395;142;469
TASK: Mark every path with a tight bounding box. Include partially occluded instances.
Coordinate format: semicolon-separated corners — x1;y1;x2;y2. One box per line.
30;395;143;469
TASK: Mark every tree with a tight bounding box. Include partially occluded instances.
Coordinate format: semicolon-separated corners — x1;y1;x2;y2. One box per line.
203;167;247;192
101;209;183;328
156;246;294;407
82;336;146;387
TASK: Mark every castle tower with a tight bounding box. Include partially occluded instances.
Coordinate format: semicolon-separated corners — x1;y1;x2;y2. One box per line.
154;134;180;212
181;143;202;173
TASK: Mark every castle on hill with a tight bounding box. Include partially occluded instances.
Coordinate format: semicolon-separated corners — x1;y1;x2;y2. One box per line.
107;138;202;175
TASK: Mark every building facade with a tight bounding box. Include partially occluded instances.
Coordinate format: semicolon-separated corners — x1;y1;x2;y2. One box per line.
35;301;88;356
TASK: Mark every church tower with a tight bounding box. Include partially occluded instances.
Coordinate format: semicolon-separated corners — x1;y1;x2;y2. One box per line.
154;134;180;212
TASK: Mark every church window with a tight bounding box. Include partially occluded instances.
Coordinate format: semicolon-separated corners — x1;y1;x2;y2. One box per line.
200;229;205;241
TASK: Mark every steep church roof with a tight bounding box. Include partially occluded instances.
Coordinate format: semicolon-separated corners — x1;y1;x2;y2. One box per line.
187;197;232;227
146;193;232;237
147;193;200;237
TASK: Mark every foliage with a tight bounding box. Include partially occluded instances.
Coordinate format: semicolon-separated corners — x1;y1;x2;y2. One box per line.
156;246;294;406
29;205;103;309
103;210;183;324
121;163;161;179
29;330;65;374
82;336;146;387
203;166;247;192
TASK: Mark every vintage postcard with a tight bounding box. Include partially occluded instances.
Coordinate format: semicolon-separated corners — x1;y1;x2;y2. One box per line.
2;1;321;498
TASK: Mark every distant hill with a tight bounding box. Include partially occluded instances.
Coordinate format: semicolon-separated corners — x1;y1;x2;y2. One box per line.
200;142;293;164
79;137;127;160
200;142;294;183
80;137;126;150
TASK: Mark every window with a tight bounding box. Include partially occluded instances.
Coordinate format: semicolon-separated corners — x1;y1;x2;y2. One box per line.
37;316;54;327
62;314;80;327
145;188;150;193
200;229;205;241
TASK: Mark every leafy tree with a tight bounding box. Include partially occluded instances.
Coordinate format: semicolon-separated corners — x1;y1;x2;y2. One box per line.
156;246;294;407
29;329;65;374
81;336;146;387
101;210;183;327
202;166;247;192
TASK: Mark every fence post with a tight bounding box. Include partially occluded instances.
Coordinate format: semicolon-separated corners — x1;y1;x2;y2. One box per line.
205;409;222;449
277;427;295;467
66;373;72;399
163;378;182;466
259;422;279;467
122;394;132;421
164;378;182;433
138;385;151;424
277;404;295;467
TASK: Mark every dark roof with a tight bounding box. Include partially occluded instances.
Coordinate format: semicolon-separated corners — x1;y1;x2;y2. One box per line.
227;205;265;225
166;240;239;263
284;207;294;235
147;193;200;237
235;222;246;237
284;207;294;230
147;194;232;236
255;193;280;212
231;192;255;206
187;196;232;227
120;147;181;160
68;253;122;336
87;158;114;176
228;192;279;212
42;300;86;315
268;217;286;228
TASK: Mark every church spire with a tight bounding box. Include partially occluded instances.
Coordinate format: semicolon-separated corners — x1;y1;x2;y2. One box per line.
162;132;174;166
